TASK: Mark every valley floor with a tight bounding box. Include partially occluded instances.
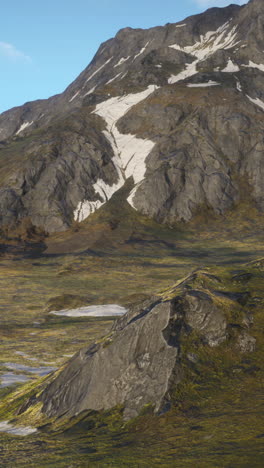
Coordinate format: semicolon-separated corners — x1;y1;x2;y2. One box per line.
0;218;263;466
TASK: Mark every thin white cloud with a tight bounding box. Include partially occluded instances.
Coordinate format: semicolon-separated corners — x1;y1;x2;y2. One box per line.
194;0;246;6
0;42;31;63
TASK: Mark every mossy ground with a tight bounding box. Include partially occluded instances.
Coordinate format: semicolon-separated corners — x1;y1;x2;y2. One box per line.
0;196;263;465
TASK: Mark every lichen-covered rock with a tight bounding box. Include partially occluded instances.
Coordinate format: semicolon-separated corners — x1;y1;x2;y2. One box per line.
16;268;255;424
236;332;256;353
174;290;227;347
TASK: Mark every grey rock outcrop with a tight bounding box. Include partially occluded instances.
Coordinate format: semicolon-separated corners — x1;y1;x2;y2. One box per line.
0;0;264;233
17;269;255;423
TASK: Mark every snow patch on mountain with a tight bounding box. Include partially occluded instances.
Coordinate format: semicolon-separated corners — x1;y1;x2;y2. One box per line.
69;90;80;102
168;21;239;84
83;86;97;97
168;60;198;84
243;60;264;72
246;95;264;111
236;80;242;92
134;42;150;60
187;81;220;87
74;199;104;222
169;22;239;60
74;86;157;221
106;72;123;85
84;57;112;84
15;121;34;135
127;181;144;209
222;59;240;72
114;56;130;67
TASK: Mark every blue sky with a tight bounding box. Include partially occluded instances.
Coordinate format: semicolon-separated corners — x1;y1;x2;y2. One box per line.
0;0;246;114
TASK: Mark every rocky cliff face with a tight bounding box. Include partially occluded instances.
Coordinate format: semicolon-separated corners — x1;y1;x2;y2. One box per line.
0;0;263;233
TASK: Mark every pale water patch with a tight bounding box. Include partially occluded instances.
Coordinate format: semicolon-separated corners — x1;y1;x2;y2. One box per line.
0;421;37;436
49;304;127;318
4;363;57;376
0;372;30;388
15;351;38;361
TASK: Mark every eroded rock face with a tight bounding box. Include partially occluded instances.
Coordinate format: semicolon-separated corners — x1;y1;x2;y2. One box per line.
41;301;178;420
8;264;258;428
25;273;254;423
0;0;264;233
174;290;227;347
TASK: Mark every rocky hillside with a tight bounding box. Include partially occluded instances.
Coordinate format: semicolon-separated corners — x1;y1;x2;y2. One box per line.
1;258;262;429
0;0;264;234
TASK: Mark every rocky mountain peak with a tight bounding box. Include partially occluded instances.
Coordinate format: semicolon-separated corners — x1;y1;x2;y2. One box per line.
0;0;263;236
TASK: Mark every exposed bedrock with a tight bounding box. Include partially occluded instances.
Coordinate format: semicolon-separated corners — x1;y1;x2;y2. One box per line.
19;270;255;423
0;0;263;233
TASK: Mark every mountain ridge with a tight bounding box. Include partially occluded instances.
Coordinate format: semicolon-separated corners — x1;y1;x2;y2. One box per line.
0;0;263;236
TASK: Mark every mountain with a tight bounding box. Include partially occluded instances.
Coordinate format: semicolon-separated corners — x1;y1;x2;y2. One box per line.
0;0;263;236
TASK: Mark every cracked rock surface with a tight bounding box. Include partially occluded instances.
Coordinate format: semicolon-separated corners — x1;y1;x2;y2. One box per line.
0;0;263;233
19;269;255;422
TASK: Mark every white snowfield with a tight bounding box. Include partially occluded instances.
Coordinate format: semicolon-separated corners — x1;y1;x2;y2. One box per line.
246;95;264;111
221;59;240;72
69;90;80;102
74;85;158;221
114;56;130;67
83;86;97;98
0;421;37;436
15;121;34;135
187;80;220;87
134;41;150;60
168;20;239;84
84;57;112;85
236;80;242;92
242;60;264;72
72;21;264;222
168;60;198;84
50;304;127;317
106;72;123;85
